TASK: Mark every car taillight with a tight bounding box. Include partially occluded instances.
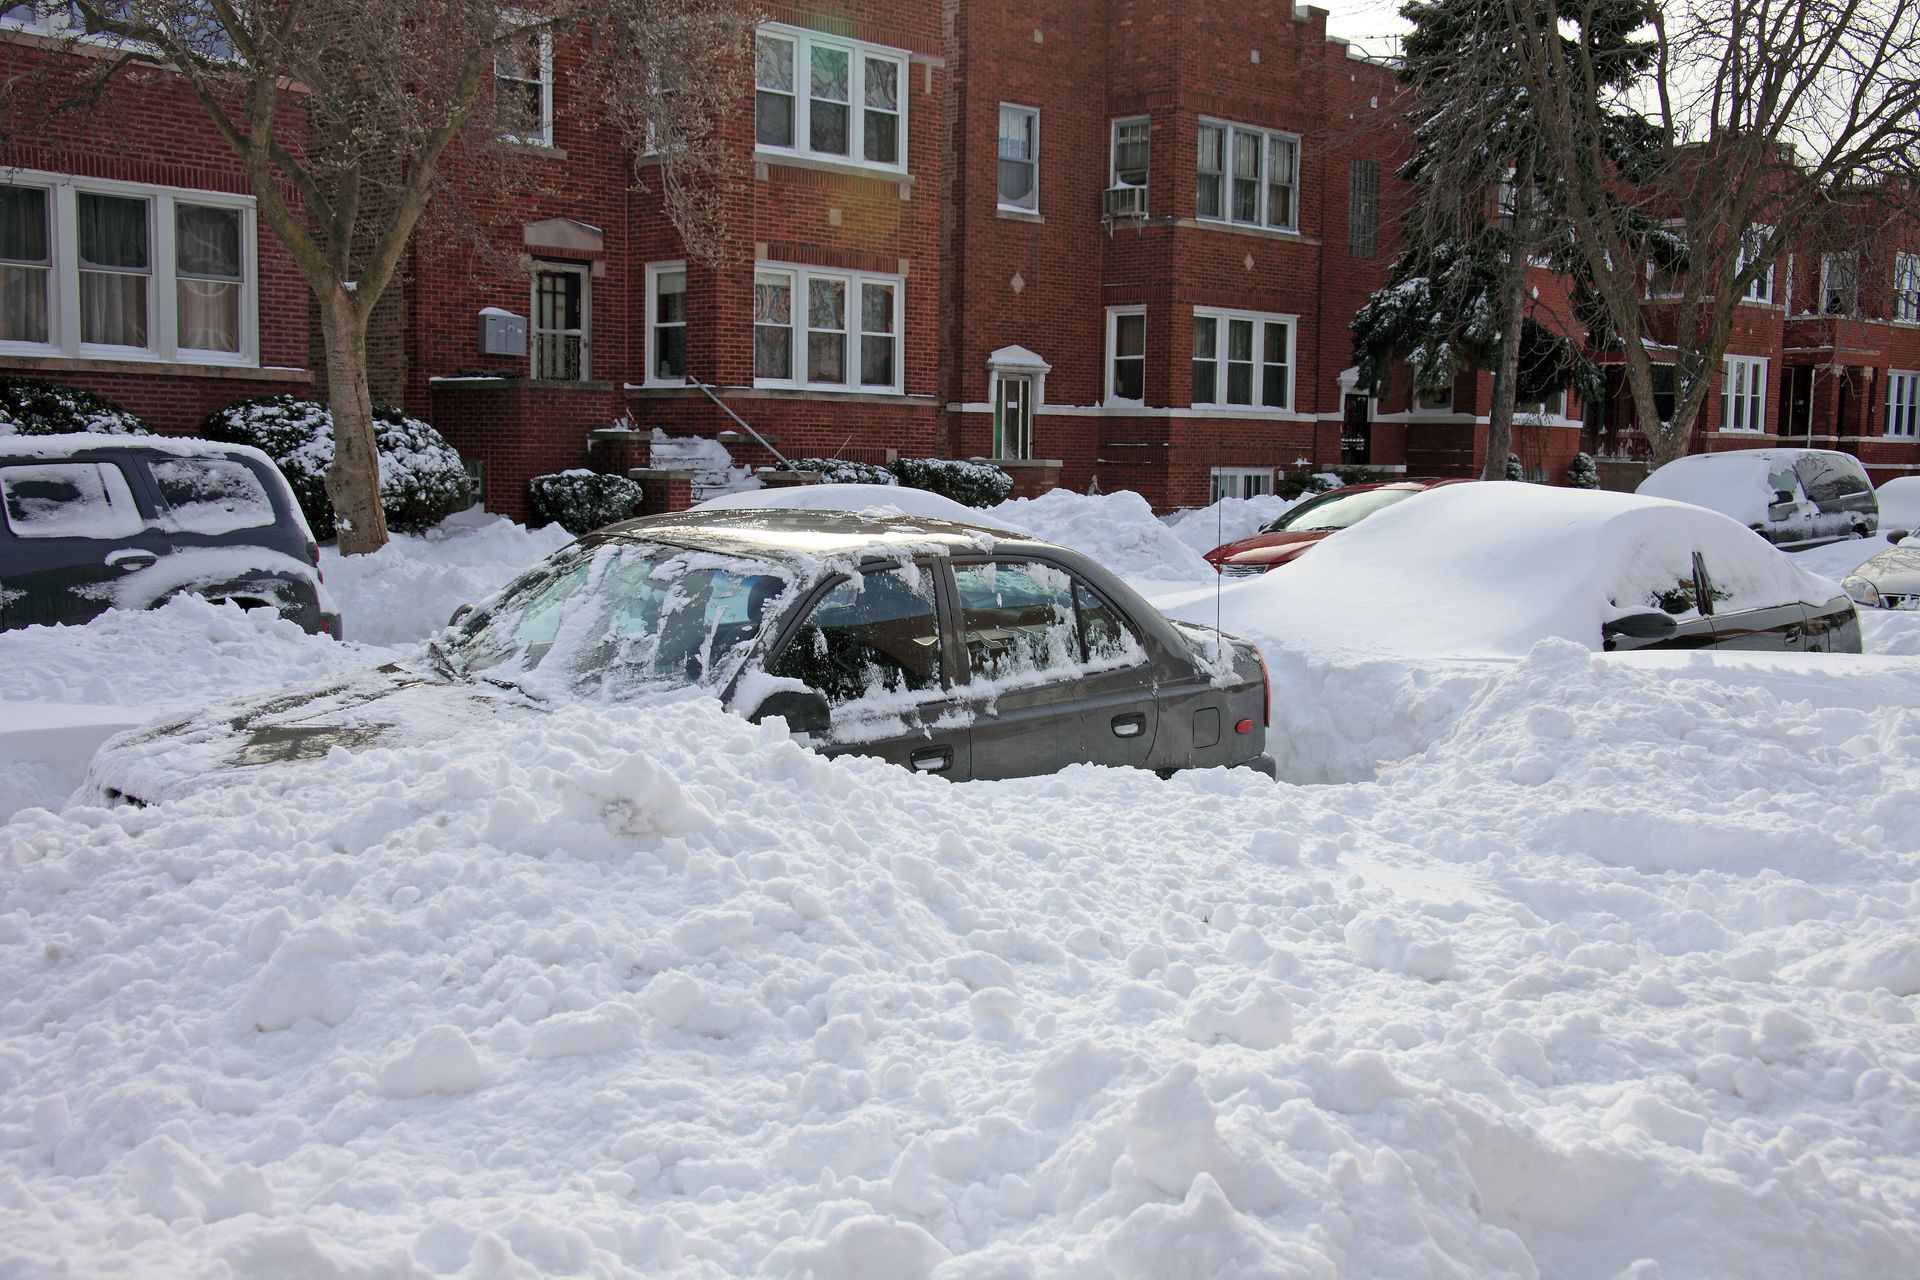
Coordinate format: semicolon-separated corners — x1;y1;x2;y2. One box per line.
307;539;323;583
1254;646;1271;727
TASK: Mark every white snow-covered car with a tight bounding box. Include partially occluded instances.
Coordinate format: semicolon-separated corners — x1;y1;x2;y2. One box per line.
1201;482;1861;658
1637;448;1878;549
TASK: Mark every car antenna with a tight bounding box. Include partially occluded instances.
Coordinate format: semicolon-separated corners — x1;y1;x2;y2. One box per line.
1214;467;1225;663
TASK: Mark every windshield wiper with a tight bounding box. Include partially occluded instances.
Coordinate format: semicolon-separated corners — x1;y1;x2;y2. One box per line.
424;636;462;681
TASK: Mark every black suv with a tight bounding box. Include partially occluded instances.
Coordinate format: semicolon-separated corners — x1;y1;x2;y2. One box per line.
0;434;339;636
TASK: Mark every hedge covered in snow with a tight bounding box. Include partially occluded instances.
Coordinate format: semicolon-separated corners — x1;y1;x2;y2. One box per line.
771;456;1014;508
527;470;644;536
0;377;151;437
200;395;473;540
1567;451;1601;489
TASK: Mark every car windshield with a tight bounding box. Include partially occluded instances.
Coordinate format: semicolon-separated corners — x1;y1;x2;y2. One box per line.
441;540;791;702
1272;487;1420;533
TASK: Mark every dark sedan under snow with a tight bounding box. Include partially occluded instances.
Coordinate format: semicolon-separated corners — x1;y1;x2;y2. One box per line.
87;509;1275;804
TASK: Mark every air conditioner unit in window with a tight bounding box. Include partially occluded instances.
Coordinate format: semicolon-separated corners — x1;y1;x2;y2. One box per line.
1103;185;1149;221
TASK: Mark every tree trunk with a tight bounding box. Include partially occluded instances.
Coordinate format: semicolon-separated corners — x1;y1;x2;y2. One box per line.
1482;162;1533;482
318;286;390;555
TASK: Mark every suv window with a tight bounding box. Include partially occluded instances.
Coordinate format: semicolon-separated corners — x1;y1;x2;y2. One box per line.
767;565;943;705
149;457;276;535
954;560;1144;681
1794;454;1868;503
0;462;144;539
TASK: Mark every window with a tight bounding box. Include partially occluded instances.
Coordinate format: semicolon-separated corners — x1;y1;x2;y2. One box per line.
0;173;257;365
494;29;554;147
953;562;1140;684
1722;356;1767;432
1888;371;1919;438
0;461;143;539
1190;307;1293;410
531;262;588;380
0;2;68;35
1110;117;1149;191
149;457;275;535
1896;252;1920;323
1197;118;1298;231
1210;467;1273;502
766;565;943;706
1821;252;1858;315
1737;225;1774;303
998;105;1038;211
646;262;686;384
1107;307;1145;404
1349;159;1379;257
1517;387;1567;418
752;262;902;392
753;25;908;173
994;374;1032;459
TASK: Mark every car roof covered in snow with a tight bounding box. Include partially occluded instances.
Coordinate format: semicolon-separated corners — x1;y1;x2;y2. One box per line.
0;432;280;470
597;505;1045;563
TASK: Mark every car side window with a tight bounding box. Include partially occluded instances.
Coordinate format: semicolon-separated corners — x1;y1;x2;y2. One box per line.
765;565;943;706
954;560;1145;682
1794;455;1866;502
0;461;144;539
148;458;276;535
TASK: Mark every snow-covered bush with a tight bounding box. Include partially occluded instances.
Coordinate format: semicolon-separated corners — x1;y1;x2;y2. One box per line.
0;377;150;436
1276;470;1338;501
527;470;644;535
889;457;1013;508
775;457;897;486
1567;451;1600;489
201;395;474;539
1506;452;1525;481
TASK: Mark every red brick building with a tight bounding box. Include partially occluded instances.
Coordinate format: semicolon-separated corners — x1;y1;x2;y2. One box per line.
7;1;1918;518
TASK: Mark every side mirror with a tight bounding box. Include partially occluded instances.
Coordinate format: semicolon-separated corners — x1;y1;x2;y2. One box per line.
1884;527;1909;544
749;689;831;737
1601;611;1677;651
1772;490;1797;506
447;603;474;628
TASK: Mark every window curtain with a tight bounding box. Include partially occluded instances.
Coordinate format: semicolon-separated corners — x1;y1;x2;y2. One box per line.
78;193;149;348
176;204;241;352
0;185;50;344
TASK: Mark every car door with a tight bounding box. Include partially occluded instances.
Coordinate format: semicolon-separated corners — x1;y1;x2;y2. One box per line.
1696;551;1809;651
0;456;166;629
758;560;973;780
947;556;1157;780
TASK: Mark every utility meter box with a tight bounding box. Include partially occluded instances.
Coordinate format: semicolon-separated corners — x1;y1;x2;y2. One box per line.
477;307;527;357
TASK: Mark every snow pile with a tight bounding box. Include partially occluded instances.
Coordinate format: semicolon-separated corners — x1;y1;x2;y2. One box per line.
1162;493;1303;554
1877;475;1920;534
6;643;1920;1276
698;482;1028;533
318;508;574;647
648;428;757;501
991;488;1214;584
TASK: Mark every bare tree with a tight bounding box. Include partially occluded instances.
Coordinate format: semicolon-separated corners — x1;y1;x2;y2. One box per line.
1507;0;1920;467
4;0;748;552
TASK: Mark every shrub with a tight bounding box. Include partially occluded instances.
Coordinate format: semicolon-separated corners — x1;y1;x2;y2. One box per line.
0;377;150;436
1506;452;1525;481
1275;470;1338;501
201;395;474;539
889;457;1013;508
527;470;645;536
1567;451;1601;489
774;457;897;486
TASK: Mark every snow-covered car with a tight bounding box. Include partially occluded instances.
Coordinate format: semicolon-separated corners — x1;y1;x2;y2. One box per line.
1199;482;1861;658
0;435;339;636
1202;479;1471;575
1841;541;1920;610
86;508;1274;804
1636;448;1877;549
1874;475;1920;541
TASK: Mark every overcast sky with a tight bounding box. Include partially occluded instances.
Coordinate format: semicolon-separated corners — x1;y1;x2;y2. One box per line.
1319;0;1411;59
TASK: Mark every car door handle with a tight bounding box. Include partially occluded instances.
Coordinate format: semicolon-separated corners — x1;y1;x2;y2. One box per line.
910;746;953;773
104;549;158;571
1111;712;1146;738
1783;627;1802;645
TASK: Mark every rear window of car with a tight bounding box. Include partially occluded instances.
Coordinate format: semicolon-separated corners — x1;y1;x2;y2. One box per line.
0;461;145;540
1794;455;1870;502
147;457;277;535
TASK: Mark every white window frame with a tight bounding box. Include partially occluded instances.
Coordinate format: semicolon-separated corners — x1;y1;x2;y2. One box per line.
1721;355;1768;433
1737;224;1774;303
750;260;903;394
752;23;909;176
644;260;686;387
494;28;555;148
1190;306;1295;411
1210;467;1273;502
1109;116;1150;192
1895;251;1920;323
1888;370;1920;438
529;260;590;381
997;104;1039;213
1196;116;1299;232
1821;251;1858;316
1105;305;1147;406
0;2;68;35
0;169;258;367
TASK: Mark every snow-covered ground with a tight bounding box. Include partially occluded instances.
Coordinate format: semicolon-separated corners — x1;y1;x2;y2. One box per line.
4;493;1919;1278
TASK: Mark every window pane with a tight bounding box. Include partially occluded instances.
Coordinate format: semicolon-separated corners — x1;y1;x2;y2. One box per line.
1232;130;1261;222
998;106;1036;207
78;193;147;270
754;273;792;380
755;35;796;147
808;277;845;330
178;281;239;352
1197;125;1224;218
80;275;147;347
1113;119;1149;187
0;185;49;263
1;185;49;345
756;35;794;91
1266;138;1293;227
149;458;274;534
656;270;686;323
864;55;900;163
807;278;846;383
1262;322;1288;407
1192;315;1217;403
955;561;1082;681
864;110;898;164
811;102;849;154
0;462;144;539
176;204;241;279
756;92;794;148
767;567;942;705
860;281;893;334
1116;312;1144;357
811;46;849;101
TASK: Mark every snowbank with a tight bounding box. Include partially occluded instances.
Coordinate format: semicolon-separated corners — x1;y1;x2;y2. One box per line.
1878;475;1920;534
991;488;1214;585
1162;493;1304;554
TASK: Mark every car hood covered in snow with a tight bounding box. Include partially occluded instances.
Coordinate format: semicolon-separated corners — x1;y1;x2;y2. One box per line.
82;663;538;807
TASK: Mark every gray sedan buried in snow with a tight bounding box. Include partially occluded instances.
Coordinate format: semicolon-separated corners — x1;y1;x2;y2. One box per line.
1842;542;1920;611
87;509;1275;805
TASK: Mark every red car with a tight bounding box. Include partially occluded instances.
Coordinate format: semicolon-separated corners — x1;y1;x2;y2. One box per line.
1204;479;1473;574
